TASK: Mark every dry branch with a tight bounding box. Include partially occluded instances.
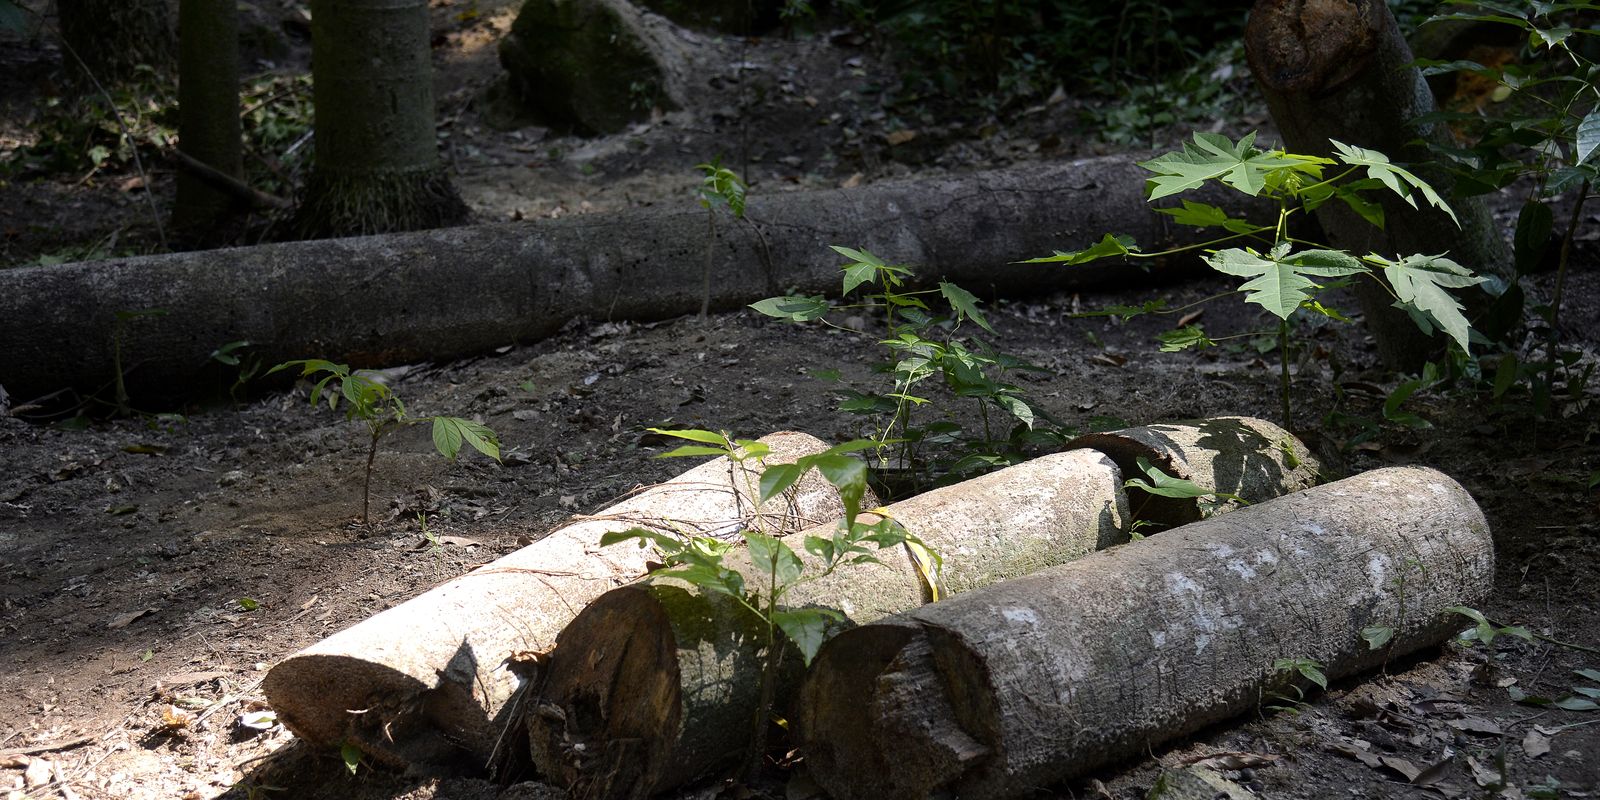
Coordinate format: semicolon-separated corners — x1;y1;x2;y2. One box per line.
798;466;1494;800
263;430;852;773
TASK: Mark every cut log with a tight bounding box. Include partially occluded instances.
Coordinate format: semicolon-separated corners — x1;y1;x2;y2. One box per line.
798;466;1494;800
263;431;853;774
1065;416;1320;530
1245;0;1511;370
523;449;1130;799
0;156;1272;405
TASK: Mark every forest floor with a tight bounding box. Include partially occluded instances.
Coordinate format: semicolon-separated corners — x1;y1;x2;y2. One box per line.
2;2;1600;800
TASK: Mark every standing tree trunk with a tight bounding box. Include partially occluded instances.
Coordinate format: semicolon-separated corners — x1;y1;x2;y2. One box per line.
1245;0;1511;371
57;0;176;84
173;0;242;237
292;0;468;238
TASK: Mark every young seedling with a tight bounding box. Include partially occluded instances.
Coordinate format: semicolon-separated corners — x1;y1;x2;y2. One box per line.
1027;131;1486;424
269;360;500;524
604;428;940;782
696;159;747;321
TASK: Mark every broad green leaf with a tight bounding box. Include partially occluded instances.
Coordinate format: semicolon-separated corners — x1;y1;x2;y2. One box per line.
1331;140;1460;226
648;428;729;445
1288;249;1367;276
772;608;839;665
1020;233;1138;264
1335;184;1386;228
749;295;829;321
819;439;883;456
1205;248;1319;320
431;417;500;461
829;245;885;269
803;534;835;564
995;394;1034;428
658;564;745;599
1299;663;1329;690
1362;626;1395;650
1576;669;1600;684
842;262;876;296
1126;456;1213;498
1578;110;1600;165
1158;324;1214;352
939;282;995;333
813;454;868;519
759;463;806;504
657;445;731;458
1371;253;1485;353
1139;131;1328;200
1154;199;1262;233
1553;696;1599;712
342;742;362;775
744;531;803;586
1514;200;1554;275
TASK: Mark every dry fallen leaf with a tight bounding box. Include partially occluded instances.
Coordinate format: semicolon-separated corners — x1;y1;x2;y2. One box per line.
885;130;917;146
1380;755;1421;782
438;535;481;548
107;607;159;629
1448;716;1504;736
1186;751;1283;770
23;757;51;788
160;705;195;730
1522;728;1551;758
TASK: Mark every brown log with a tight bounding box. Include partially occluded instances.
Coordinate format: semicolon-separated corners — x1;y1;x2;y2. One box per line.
0;156;1272;405
798;466;1494;800
1245;0;1511;370
1065;416;1320;530
523;449;1130;799
263;431;854;773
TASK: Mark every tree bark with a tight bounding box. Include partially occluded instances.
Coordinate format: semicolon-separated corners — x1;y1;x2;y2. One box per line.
173;0;242;237
262;431;854;774
0;156;1268;406
798;466;1494;800
291;0;468;238
57;0;176;84
1245;0;1511;371
523;449;1132;799
1064;415;1320;531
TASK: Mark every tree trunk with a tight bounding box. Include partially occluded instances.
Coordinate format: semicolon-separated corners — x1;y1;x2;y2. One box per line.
1244;0;1511;371
173;0;242;237
291;0;468;238
262;431;854;774
1064;415;1320;531
0;156;1270;406
57;0;175;84
798;466;1494;800
523;449;1132;799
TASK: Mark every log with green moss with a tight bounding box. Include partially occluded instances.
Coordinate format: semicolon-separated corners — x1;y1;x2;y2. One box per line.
798;466;1493;800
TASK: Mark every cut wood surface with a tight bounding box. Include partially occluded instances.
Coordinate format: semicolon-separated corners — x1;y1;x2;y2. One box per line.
263;431;851;773
799;466;1493;800
0;156;1270;403
1065;416;1320;529
523;449;1130;799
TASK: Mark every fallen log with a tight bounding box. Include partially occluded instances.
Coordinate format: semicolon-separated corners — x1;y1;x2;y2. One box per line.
0;156;1270;405
523;449;1130;799
263;430;853;774
1065;416;1320;530
798;466;1494;800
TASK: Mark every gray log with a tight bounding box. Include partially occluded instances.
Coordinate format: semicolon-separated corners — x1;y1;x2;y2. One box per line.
263;431;852;774
524;449;1129;799
0;156;1267;404
799;466;1493;800
1065;416;1321;530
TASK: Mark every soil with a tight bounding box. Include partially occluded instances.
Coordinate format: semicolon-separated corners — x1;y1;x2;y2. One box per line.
2;2;1599;800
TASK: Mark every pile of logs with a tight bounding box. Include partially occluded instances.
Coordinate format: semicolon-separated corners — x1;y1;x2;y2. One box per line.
263;417;1492;799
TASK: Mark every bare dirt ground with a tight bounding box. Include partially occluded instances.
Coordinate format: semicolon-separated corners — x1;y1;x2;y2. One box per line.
2;2;1599;800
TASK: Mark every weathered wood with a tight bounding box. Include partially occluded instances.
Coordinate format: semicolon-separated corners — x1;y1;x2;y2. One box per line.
1245;0;1510;370
0;156;1270;405
263;431;852;774
523;450;1130;799
1065;416;1320;530
798;466;1494;800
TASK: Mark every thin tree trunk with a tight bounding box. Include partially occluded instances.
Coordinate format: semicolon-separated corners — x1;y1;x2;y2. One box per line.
173;0;242;237
1245;0;1511;371
292;0;467;238
799;466;1494;800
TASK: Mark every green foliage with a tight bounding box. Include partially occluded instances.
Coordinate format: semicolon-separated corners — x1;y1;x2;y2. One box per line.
269;360;501;523
696;159;747;218
240;73;314;196
1274;657;1329;691
754;246;1065;488
1028;131;1486;422
0;74;177;179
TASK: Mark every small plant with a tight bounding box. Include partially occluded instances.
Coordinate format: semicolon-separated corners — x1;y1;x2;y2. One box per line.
695;159;747;321
753;246;1064;488
1265;656;1329;713
269;360;501;524
604;428;939;780
1121;456;1248;537
1028;131;1487;423
209;339;262;403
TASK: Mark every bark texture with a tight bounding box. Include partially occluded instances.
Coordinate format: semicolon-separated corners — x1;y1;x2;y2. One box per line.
799;466;1494;800
1065;416;1320;530
173;0;242;235
524;450;1130;799
292;0;468;238
57;0;176;83
263;431;850;773
1245;0;1510;370
0;156;1264;405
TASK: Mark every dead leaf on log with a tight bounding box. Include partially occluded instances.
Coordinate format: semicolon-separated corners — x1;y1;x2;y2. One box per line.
1522;728;1551;758
107;607;159;629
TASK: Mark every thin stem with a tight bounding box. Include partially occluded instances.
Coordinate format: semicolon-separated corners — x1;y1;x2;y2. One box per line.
1550;179;1589;330
362;429;380;525
1279;320;1291;425
701;210;715;322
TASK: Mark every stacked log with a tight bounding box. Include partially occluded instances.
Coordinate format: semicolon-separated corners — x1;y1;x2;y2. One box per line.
797;466;1493;800
262;431;853;773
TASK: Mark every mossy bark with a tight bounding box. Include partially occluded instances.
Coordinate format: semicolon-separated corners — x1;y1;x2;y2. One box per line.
57;0;176;84
1245;0;1511;371
292;0;467;238
173;0;242;237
